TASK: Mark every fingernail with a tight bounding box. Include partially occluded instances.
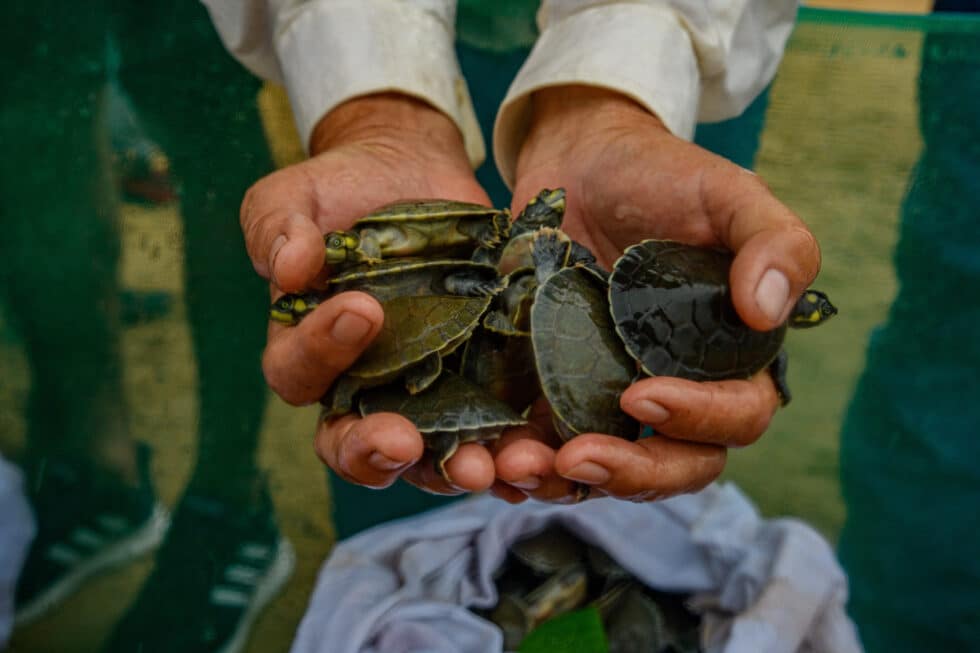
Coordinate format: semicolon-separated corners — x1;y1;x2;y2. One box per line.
269;234;287;285
368;451;410;471
629;399;670;425
510;476;541;490
331;312;373;346
563;462;611;486
755;268;790;324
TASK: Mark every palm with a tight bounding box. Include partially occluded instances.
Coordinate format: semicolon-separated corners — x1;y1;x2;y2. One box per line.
496;100;821;504
293;142;491;235
513;126;739;269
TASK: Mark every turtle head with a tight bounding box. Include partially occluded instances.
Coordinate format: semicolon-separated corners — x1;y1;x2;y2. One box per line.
323;230;362;265
269;292;321;325
789;289;837;329
516;188;566;231
533;188;566;215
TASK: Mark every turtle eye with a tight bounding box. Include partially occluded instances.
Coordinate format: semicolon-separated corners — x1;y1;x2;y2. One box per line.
276;296;293;311
327;235;344;249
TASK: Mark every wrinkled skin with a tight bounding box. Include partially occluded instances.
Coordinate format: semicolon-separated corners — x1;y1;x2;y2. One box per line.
490;86;820;504
242;94;498;494
239;88;820;501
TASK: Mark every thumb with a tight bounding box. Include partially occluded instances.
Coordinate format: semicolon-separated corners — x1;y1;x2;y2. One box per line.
240;172;326;292
703;166;821;331
263;291;384;405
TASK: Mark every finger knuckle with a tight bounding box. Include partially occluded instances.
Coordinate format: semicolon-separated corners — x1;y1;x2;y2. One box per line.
262;353;313;406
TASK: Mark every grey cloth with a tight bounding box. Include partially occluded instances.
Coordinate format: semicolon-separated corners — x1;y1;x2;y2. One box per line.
0;455;35;648
291;483;861;653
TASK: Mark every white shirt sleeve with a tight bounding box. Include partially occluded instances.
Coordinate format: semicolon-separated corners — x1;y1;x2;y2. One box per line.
201;0;797;184
493;0;799;187
200;0;485;167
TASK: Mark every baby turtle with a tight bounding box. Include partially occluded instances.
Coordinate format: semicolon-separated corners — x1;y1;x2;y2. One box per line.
489;565;590;651
324;199;510;269
357;371;525;482
510;525;587;575
609;239;837;403
529;230;639;441
460;267;540;413
475;187;566;272
321;292;494;416
269;258;501;325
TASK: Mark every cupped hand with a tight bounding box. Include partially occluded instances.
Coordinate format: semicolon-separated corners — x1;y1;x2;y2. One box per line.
241;93;495;494
493;85;821;504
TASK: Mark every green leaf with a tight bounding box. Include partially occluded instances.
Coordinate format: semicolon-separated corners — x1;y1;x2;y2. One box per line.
518;607;608;653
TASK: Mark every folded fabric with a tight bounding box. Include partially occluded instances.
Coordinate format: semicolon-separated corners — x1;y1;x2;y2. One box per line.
0;455;35;648
291;483;861;653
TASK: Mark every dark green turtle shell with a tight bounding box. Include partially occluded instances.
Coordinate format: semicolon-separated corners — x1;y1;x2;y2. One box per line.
329;258;501;301
347;293;492;380
268;259;500;324
530;265;639;441
609;239;787;381
358;370;525;480
509;525;586;575
358;370;524;437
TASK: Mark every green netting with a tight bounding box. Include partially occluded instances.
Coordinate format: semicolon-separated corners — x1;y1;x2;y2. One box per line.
1;6;978;653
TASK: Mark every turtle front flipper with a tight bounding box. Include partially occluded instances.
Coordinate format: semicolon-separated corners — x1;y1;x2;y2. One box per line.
458;208;511;249
442;269;506;297
530;227;572;283
769;349;792;406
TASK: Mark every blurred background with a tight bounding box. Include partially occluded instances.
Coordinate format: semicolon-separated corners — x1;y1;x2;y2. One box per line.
1;1;977;651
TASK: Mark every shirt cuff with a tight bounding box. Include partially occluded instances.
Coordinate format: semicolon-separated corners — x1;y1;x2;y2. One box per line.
275;0;485;167
493;4;699;189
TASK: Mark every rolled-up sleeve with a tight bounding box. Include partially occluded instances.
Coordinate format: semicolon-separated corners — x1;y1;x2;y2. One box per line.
493;0;799;188
201;0;485;166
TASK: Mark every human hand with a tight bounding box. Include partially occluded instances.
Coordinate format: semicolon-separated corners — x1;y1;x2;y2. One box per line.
241;93;496;494
492;85;821;504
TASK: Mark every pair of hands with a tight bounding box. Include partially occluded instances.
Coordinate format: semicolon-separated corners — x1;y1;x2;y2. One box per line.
241;86;820;503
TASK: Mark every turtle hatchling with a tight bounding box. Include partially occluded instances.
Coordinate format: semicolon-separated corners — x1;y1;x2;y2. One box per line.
323;199;510;269
609;239;837;403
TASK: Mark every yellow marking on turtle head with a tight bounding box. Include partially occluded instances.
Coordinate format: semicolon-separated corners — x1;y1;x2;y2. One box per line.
792;309;823;325
324;230;361;264
269;308;298;325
